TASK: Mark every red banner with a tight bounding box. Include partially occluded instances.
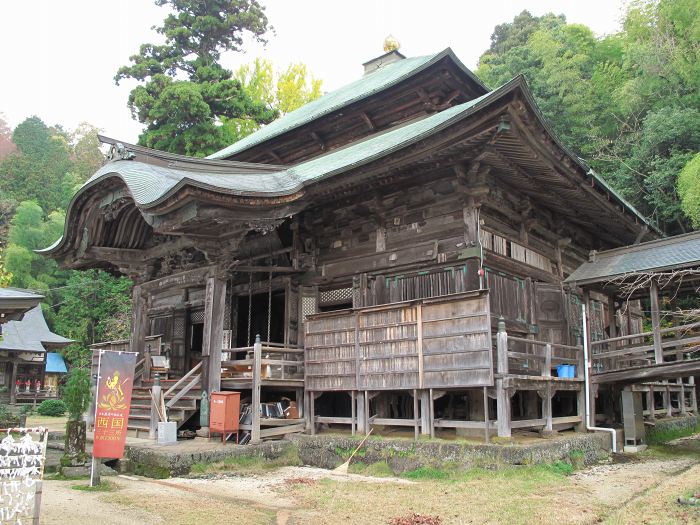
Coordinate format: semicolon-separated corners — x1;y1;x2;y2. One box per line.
93;351;137;459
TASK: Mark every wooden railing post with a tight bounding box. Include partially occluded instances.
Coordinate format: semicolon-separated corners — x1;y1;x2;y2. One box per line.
496;317;511;438
543;344;552;378
650;280;663;364
251;335;262;444
150;374;161;440
143;343;152;382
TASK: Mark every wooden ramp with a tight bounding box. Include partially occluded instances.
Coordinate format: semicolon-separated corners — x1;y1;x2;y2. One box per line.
592;358;700;385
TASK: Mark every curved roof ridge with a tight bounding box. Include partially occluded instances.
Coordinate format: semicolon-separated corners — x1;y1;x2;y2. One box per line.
207;48;488;161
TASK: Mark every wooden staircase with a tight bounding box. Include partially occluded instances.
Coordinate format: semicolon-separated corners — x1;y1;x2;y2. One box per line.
127;363;203;438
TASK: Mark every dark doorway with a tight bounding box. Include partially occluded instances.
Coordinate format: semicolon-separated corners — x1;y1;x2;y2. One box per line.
188;322;204;369
235;290;286;347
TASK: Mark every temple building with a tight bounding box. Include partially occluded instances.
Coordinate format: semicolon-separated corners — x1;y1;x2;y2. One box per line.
42;46;700;444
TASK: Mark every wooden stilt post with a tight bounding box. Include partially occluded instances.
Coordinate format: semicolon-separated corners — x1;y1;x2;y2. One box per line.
351;391;356;436
420;390;430;436
309;392;316;436
364;390;370;434
483;386;490;443
689;377;698;414
429;388;435;439
356;391;365;434
251;335;262;443
496;317;511;438
413;389;419;441
648;385;655;420
664;383;672;417
649;281;663;364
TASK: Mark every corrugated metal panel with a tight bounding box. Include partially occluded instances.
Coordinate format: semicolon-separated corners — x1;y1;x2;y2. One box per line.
566;231;700;284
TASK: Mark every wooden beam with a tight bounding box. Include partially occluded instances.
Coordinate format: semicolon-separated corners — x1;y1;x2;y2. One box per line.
202;275;227;393
650;281;663;364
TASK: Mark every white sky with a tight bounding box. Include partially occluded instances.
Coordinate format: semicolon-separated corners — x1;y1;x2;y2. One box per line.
0;0;629;143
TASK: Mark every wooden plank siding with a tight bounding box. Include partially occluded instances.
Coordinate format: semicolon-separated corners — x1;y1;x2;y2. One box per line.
305;291;492;391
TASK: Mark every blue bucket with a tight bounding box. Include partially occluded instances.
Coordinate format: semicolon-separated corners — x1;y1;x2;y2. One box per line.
567;365;576;378
556;365;567;378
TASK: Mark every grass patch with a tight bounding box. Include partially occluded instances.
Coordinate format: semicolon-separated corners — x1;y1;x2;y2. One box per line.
45;472;90;481
190;446;301;475
71;480;115;492
401;466;452;480
348;460;395;477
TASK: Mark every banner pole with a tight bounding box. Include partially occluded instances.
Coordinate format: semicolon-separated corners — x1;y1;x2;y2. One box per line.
90;351;104;487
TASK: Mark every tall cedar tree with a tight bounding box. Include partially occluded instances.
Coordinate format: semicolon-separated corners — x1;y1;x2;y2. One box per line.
115;0;278;157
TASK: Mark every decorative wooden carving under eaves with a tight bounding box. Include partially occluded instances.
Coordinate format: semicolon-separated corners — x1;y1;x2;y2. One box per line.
248;219;285;235
106;143;136;162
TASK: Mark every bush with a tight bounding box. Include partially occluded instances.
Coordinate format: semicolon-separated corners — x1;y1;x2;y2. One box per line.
37;399;67;417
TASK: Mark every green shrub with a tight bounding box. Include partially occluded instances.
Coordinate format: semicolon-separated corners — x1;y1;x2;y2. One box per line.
37;399;67;417
63;367;91;421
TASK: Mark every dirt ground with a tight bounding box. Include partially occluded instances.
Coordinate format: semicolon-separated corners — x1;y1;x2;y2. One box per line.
40;435;700;525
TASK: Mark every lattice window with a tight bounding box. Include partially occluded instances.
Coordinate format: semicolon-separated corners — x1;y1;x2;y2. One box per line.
319;287;353;306
173;318;186;339
189;309;205;324
301;296;317;319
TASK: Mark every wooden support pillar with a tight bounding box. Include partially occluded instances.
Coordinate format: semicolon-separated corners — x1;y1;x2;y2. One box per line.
543;386;553;432
648;385;655;420
351;391;356;436
202;276;227;394
295;388;304;419
496;317;511;438
664;384;672;417
130;284;149;377
428;389;435;439
413;389;419;441
251;335;262;443
9;361;17;405
649;281;663;364
483;387;490;443
419;390;431;436
689;377;698;414
364;390;370;434
356;391;366;434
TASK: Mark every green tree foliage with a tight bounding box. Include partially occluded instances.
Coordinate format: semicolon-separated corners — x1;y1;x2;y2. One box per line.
0;117;72;213
0;250;11;287
679;153;700;228
53;270;132;367
4;201;66;293
477;1;700;233
62;367;91;421
227;58;323;141
115;0;277;156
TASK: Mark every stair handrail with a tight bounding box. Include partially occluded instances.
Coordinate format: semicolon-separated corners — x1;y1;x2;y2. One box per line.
165;372;201;409
163;361;203;398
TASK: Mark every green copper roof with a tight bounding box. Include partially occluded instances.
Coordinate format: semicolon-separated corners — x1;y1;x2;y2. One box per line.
207;48;487;160
77;88;496;210
565;230;700;285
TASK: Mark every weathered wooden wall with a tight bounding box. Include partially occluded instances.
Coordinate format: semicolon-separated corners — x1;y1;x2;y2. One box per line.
305;291;492;391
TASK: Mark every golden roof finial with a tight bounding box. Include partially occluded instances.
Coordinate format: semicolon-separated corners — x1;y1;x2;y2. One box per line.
383;34;400;53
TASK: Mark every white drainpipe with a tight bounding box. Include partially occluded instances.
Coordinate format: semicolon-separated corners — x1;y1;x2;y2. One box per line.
582;304;617;453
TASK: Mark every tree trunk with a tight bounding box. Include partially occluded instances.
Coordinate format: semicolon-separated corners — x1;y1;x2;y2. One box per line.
63;420;87;466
